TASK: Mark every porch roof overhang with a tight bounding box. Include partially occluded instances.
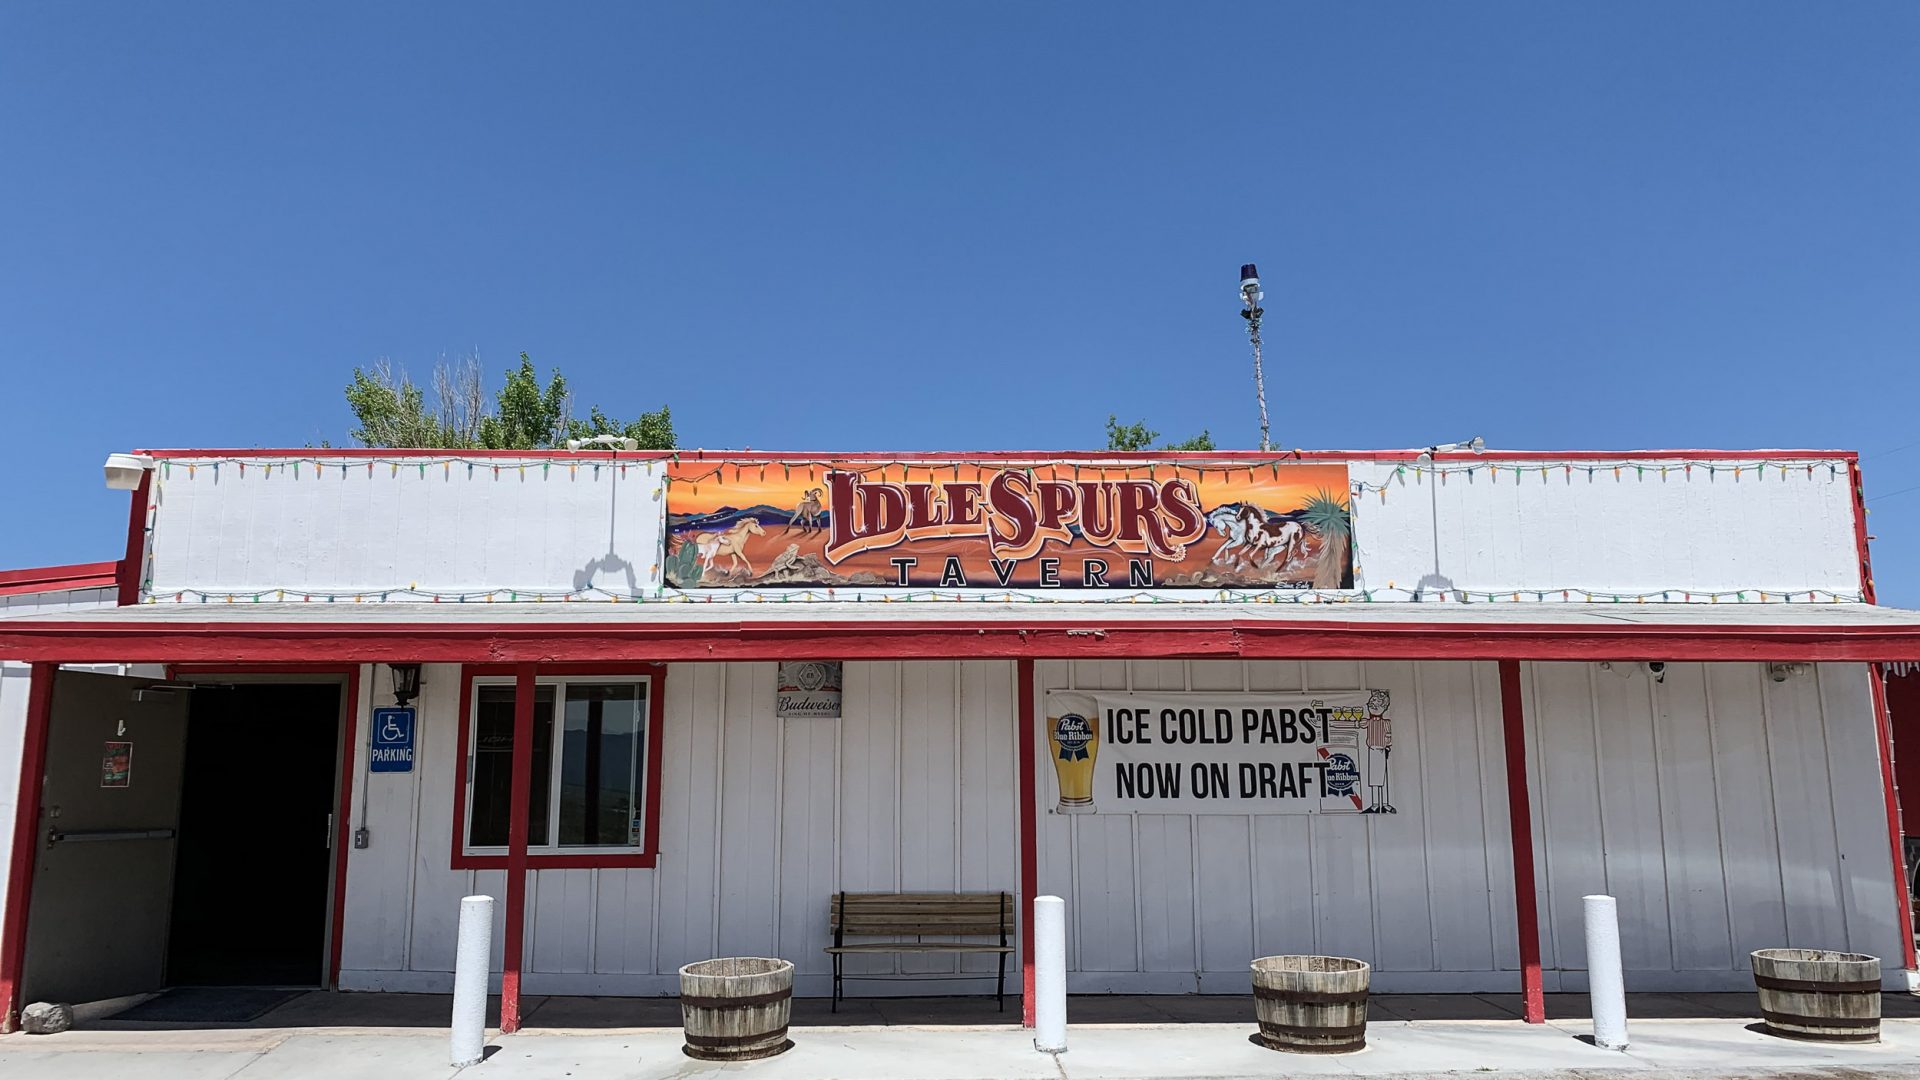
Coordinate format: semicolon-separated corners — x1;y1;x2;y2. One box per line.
5;601;1920;664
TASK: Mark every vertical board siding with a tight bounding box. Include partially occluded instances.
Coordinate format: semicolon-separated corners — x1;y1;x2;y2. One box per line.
1524;662;1903;990
1032;659;1902;994
327;657;1904;995
340;660;1018;995
1037;659;1513;993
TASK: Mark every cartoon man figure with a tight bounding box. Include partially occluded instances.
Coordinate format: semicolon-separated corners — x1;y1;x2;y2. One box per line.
1362;690;1395;814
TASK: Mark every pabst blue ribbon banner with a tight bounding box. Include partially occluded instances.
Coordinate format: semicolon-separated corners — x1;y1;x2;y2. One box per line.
1043;690;1398;815
663;460;1353;589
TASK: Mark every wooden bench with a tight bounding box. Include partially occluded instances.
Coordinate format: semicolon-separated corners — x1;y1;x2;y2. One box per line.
824;891;1014;1011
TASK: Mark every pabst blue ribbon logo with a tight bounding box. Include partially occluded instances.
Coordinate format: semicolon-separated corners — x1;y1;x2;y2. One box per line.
1054;713;1093;762
1324;752;1360;797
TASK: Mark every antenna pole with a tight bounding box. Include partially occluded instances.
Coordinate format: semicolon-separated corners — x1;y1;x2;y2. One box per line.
1240;264;1271;451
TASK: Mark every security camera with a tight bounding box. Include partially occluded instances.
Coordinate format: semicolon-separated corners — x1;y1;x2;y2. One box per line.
1645;662;1667;684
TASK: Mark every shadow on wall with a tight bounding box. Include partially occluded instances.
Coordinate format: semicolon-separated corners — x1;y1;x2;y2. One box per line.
573;553;639;596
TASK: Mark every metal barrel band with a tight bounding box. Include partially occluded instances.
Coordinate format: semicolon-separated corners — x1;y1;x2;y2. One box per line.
683;1024;791;1048
1753;975;1880;995
1761;1018;1880;1042
1252;1030;1366;1055
1760;1009;1880;1030
1252;985;1368;1005
680;988;793;1009
1257;1019;1367;1039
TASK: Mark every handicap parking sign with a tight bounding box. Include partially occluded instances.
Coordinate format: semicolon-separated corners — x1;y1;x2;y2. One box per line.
370;707;415;773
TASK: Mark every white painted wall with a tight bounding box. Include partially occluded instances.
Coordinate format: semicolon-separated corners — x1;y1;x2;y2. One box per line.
338;660;1021;996
146;457;667;600
1037;658;1521;993
138;454;1862;604
1519;660;1903;991
1347;459;1861;599
336;655;1904;997
1037;659;1904;994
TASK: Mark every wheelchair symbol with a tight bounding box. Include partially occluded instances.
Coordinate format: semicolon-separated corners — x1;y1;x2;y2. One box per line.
381;716;407;742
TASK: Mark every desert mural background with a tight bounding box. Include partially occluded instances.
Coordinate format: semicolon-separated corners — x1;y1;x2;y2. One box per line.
664;460;1353;590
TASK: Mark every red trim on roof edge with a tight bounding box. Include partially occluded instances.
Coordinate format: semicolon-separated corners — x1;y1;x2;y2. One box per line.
0;561;122;597
5;617;1920;663
130;447;1860;463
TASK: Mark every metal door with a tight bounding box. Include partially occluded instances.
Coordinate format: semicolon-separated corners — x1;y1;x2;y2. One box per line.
21;671;192;1004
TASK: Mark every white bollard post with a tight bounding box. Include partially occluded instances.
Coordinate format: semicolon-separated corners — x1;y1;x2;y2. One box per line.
1034;895;1067;1053
1583;894;1628;1050
451;894;496;1067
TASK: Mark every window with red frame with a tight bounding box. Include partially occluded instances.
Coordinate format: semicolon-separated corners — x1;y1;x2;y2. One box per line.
465;675;652;854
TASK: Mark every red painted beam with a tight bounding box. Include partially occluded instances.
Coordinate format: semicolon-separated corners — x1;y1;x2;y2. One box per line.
0;664;56;1033
1497;660;1546;1024
7;619;1920;665
134;446;1859;464
1867;665;1918;973
0;562;121;598
1016;659;1038;1028
499;664;536;1033
117;471;151;606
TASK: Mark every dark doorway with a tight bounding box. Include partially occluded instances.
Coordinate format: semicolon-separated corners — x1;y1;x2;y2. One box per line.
166;683;342;987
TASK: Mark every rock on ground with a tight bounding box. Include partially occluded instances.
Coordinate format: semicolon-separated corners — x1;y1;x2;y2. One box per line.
20;1001;72;1034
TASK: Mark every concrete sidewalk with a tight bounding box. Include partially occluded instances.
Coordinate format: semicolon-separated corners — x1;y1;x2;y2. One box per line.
4;1012;1919;1079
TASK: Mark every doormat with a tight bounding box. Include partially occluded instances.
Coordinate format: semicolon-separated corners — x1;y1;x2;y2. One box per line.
114;987;306;1023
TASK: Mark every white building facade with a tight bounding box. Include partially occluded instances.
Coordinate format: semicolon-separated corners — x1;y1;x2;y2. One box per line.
0;447;1914;1032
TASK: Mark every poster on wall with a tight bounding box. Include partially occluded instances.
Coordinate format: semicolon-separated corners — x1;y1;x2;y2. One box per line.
663;460;1352;590
1043;690;1398;815
101;741;132;788
776;661;842;719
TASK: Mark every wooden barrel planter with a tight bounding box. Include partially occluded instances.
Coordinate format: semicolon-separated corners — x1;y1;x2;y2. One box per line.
1751;949;1881;1043
1250;955;1370;1054
679;957;795;1061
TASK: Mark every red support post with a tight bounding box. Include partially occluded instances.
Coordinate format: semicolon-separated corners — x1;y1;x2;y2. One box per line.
117;471;150;607
327;666;361;988
1867;664;1918;974
0;664;56;1032
499;663;536;1033
1497;659;1546;1024
1016;659;1038;1028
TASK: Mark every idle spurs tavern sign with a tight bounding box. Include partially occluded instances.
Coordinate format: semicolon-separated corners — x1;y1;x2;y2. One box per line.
663;459;1354;590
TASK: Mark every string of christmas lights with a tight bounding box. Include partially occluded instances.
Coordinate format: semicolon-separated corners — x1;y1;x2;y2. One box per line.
142;584;1865;606
1350;459;1845;493
156;458;660;481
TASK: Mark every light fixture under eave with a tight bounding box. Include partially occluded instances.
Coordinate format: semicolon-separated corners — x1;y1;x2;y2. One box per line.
104;453;155;491
389;663;423;706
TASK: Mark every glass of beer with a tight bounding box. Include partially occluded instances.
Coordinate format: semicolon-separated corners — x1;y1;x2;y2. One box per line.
1045;691;1100;814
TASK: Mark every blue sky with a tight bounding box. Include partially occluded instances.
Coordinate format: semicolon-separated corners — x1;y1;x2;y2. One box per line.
4;4;1917;601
